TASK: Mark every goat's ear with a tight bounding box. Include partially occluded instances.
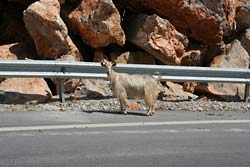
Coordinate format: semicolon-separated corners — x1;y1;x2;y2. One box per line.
112;62;116;67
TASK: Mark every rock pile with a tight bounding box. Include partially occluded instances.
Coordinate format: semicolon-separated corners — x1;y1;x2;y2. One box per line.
0;0;250;104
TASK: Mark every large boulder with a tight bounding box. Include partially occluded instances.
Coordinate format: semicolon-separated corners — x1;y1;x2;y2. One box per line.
23;0;83;93
118;0;238;44
199;0;237;36
0;42;49;102
161;81;198;101
236;5;250;28
0;42;37;60
65;0;125;48
180;50;202;66
0;44;18;61
196;40;250;100
0;42;37;83
125;14;188;65
72;79;111;100
0;43;18;83
93;49;109;62
23;0;82;61
241;28;250;55
0;78;52;104
110;51;156;64
55;54;81;93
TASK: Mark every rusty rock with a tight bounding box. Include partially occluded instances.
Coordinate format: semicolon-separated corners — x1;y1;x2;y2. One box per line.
241;28;250;55
236;5;250;28
23;0;83;93
196;40;250;100
183;82;198;94
23;0;82;61
161;81;198;101
125;14;188;65
0;78;52;104
66;0;125;48
0;42;37;83
0;42;37;60
181;50;202;66
110;51;156;64
93;49;109;62
119;0;228;44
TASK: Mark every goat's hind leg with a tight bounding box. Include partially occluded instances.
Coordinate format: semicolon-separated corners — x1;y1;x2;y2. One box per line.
147;106;155;116
117;90;127;115
144;91;155;116
119;98;127;115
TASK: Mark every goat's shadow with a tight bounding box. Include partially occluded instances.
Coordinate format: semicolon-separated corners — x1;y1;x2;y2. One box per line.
81;109;149;117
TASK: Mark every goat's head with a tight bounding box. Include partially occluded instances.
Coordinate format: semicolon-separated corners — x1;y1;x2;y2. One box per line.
101;59;116;76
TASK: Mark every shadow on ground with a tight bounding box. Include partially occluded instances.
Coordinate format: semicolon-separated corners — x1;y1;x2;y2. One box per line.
81;109;149;117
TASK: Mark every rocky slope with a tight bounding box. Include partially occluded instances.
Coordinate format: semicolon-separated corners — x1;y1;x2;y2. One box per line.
0;0;250;106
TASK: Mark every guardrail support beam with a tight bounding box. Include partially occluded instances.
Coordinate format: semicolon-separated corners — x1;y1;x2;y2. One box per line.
59;79;65;103
244;84;250;103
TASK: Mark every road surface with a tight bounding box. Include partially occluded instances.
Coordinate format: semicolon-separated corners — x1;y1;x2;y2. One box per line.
0;110;250;167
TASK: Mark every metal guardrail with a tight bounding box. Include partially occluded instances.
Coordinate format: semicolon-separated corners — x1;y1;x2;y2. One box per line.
0;60;249;103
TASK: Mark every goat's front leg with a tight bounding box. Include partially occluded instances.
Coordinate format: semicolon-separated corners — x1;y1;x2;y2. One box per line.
147;107;155;116
119;99;127;115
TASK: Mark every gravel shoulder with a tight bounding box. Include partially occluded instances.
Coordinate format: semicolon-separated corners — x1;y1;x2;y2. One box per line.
0;95;249;113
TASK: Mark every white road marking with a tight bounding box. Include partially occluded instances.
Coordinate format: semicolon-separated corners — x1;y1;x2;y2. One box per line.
0;120;250;132
2;128;250;137
225;128;250;132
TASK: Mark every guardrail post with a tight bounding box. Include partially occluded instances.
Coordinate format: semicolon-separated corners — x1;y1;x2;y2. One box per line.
59;79;65;103
244;84;250;103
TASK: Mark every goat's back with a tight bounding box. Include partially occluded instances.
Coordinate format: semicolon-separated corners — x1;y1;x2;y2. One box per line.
115;73;158;98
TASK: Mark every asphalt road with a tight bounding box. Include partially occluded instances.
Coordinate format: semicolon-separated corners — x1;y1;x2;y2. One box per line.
0;110;250;167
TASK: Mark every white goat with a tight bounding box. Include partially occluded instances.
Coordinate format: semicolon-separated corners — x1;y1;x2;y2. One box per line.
101;60;159;116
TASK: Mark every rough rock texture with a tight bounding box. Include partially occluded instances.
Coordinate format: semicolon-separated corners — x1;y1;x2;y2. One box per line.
241;28;250;55
125;14;188;65
23;0;82;61
0;43;18;83
93;49;109;62
0;44;18;60
110;51;156;64
235;0;250;8
195;0;237;36
0;42;37;92
23;0;82;93
211;40;249;68
0;78;52;104
119;0;234;45
236;5;250;28
55;54;81;93
183;82;198;94
181;50;202;66
72;79;111;100
0;42;37;60
161;81;198;101
202;43;225;66
196;40;250;100
66;0;125;48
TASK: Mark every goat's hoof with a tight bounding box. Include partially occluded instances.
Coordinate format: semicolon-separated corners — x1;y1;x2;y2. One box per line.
122;111;127;115
147;112;153;116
